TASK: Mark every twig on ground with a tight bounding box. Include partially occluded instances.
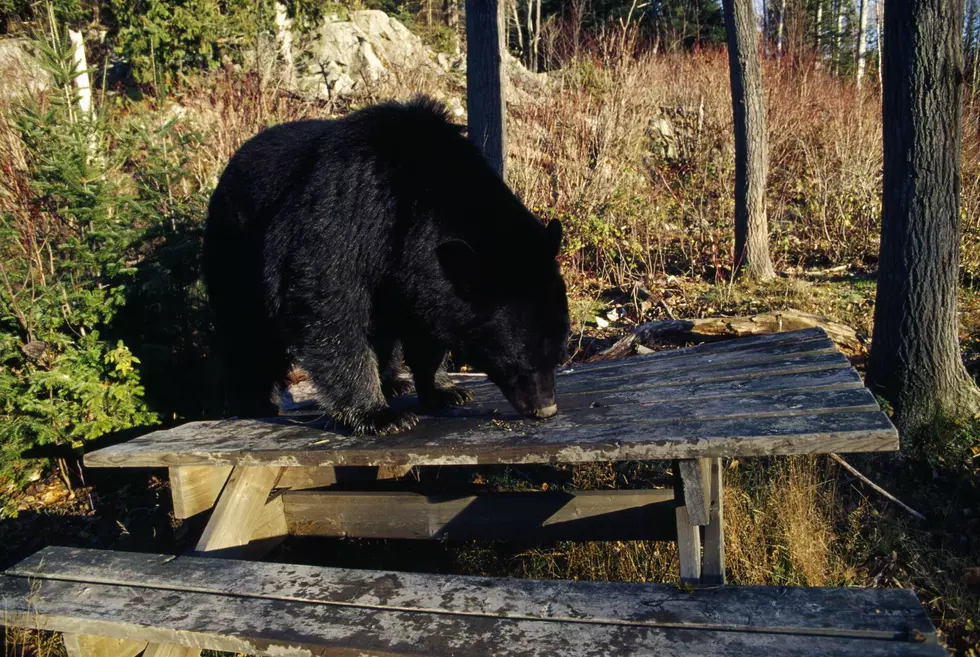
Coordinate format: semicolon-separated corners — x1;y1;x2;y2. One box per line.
829;453;926;521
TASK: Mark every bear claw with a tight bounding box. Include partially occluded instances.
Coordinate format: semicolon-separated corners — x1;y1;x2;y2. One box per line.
382;375;416;398
420;385;475;410
348;407;419;436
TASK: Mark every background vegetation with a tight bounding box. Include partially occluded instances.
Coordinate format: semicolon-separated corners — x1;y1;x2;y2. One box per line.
1;0;978;654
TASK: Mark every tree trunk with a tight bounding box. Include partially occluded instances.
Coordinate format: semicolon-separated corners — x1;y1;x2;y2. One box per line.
722;0;776;279
855;0;869;88
68;29;92;119
533;0;541;71
510;0;523;60
465;0;508;179
834;0;844;74
763;0;770;58
867;0;980;436
815;0;823;62
875;0;883;91
776;0;787;57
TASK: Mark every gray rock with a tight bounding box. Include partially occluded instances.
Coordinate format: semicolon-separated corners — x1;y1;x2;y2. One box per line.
0;38;49;97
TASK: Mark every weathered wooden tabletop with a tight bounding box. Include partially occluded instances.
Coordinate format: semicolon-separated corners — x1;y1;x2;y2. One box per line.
85;328;897;469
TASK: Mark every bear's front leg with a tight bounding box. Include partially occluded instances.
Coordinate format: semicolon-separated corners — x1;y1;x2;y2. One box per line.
299;334;418;436
404;338;475;410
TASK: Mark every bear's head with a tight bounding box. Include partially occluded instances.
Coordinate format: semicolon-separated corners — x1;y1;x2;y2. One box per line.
438;220;570;419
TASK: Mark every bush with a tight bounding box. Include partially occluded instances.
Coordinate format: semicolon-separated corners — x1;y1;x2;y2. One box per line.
106;0;275;87
0;25;156;493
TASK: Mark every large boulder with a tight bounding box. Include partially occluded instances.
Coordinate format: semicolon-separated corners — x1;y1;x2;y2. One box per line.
293;10;443;99
0;38;49;97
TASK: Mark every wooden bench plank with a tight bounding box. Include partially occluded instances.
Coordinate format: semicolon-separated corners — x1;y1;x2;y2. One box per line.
0;575;943;657
85;410;896;468
6;547;939;641
2;549;942;654
281;489;676;541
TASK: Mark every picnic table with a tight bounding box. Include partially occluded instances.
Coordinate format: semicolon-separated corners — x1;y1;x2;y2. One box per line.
2;327;941;657
82;327;898;584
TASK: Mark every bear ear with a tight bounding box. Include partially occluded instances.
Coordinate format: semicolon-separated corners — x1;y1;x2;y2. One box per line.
437;240;480;295
546;219;563;258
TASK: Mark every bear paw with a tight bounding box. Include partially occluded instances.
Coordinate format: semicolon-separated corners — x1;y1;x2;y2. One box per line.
349;407;419;436
382;374;416;398
419;385;475;410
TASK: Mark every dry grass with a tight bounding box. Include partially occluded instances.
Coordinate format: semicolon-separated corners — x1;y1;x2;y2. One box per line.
725;456;846;587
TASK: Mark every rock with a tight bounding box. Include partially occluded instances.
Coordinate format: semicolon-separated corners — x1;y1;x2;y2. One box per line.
0;37;49;97
294;10;441;100
646;115;678;160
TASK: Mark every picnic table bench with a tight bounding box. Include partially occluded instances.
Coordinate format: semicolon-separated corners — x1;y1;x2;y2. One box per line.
1;327;940;656
0;545;944;657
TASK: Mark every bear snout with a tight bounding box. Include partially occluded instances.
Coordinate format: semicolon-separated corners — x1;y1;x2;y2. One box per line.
529;403;558;419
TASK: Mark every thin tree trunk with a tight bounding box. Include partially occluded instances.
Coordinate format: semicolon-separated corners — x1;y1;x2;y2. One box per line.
867;0;980;435
525;0;535;70
834;0;844;74
511;0;523;59
722;0;776;279
68;29;91;118
855;0;868;88
815;0;823;62
533;0;541;71
465;0;508;179
875;0;883;91
763;0;770;58
776;0;787;57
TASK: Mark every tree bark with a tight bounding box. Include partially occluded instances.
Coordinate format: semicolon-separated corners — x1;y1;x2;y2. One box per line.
815;0;823;61
867;0;980;436
834;0;844;74
722;0;776;279
855;0;869;88
776;0;787;57
465;0;508;179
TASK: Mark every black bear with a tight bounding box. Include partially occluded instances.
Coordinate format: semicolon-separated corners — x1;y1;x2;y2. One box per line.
204;97;570;435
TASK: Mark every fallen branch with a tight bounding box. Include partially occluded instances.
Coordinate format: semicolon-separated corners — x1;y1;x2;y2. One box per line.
588;309;868;363
829;453;926;521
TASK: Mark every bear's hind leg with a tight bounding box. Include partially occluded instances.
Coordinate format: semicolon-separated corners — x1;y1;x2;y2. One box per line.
404;338;475;410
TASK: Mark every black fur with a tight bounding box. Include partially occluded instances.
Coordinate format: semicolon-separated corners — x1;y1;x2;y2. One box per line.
204;97;570;435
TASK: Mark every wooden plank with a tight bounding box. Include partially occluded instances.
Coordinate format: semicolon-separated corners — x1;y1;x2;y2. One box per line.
465;0;506;178
194;466;281;556
452;369;875;417
282;489;676;541
678;459;711;526
62;634;146;657
675;506;702;585
571;330;834;374
141;645;201;657
276;466;337;490
84;409;897;469
702;457;726;585
463;337;838;390
462;347;848;397
0;575;944;657
7;547;942;642
169;466;232;519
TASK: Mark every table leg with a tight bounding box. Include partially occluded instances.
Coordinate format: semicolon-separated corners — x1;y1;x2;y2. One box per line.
195;466;285;556
702;458;726;585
